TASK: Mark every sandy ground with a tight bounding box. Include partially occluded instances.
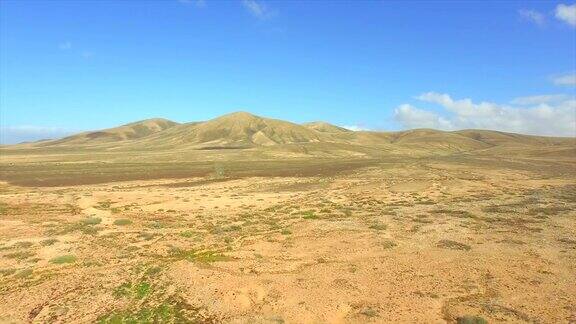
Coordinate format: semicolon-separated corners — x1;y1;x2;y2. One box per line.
0;158;575;323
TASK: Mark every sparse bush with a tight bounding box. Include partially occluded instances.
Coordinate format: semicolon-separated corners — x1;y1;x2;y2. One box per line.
380;240;396;249
98;297;202;323
145;266;162;277
50;254;76;264
169;248;232;263
436;240;471;251
180;230;195;238
114;281;151;299
0;268;16;276
369;223;387;231
456;315;488;324
5;251;35;260
302;211;318;219
432;209;475;219
95;201;112;210
224;225;241;232
15;268;33;278
13;241;33;248
359;307;378;317
83;217;102;225
147;221;163;229
40;238;58;246
138;232;156;240
82;226;100;235
214;163;226;179
114;219;132;226
135;282;151;299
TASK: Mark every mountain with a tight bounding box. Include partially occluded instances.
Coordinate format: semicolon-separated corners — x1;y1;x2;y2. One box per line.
303;122;351;133
113;112;328;150
178;111;325;147
44;118;178;146
5;112;574;159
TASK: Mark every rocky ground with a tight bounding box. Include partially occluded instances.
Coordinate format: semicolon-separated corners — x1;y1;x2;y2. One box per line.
0;157;575;323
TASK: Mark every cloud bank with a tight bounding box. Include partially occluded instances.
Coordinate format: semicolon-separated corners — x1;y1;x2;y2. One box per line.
394;92;576;137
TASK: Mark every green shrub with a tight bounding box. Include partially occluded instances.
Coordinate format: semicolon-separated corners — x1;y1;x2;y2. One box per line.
114;281;151;299
135;282;151;299
302;211;318;219
114;219;132;226
97;298;199;323
180;230;195;238
83;217;102;225
50;255;76;264
169;248;232;263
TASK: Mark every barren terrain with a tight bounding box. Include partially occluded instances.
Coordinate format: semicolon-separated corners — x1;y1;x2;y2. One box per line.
0;113;575;323
0;154;575;323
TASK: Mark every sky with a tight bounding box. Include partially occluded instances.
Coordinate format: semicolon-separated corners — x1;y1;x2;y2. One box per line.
0;0;575;144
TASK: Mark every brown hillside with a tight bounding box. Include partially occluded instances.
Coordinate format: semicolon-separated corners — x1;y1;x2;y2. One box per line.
44;118;178;146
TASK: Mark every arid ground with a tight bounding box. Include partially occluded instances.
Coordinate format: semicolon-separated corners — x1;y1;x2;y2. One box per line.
0;154;575;323
0;113;575;323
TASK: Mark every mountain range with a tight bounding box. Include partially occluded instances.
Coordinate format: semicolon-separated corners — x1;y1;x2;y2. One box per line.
3;111;575;159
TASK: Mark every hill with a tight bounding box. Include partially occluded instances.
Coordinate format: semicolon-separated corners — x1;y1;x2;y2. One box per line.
303;122;351;133
43;118;179;146
2;111;574;160
174;111;326;147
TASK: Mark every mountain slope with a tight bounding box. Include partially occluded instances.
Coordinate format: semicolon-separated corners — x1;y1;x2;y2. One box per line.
6;112;573;160
132;112;328;149
454;129;573;147
43;118;179;146
303;122;351;134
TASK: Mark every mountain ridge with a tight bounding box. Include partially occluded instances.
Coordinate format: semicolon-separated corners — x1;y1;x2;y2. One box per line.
4;112;574;159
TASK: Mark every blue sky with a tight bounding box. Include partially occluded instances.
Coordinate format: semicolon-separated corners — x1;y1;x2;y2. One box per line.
1;0;575;143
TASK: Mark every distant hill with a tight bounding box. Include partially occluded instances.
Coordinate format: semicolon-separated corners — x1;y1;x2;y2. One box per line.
5;111;574;159
44;118;178;145
303;122;351;133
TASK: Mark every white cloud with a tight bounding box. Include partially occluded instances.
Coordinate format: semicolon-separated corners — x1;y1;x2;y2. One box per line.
394;104;453;130
510;94;570;105
555;3;576;26
394;92;576;137
552;73;576;86
0;126;75;145
58;41;72;50
178;0;205;7
241;0;274;20
519;9;545;26
341;125;370;131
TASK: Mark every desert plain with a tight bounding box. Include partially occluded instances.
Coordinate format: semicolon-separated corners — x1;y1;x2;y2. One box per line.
0;112;575;323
